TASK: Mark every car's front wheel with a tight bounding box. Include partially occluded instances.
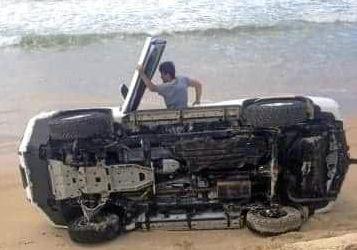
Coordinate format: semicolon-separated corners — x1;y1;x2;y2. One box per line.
68;213;120;243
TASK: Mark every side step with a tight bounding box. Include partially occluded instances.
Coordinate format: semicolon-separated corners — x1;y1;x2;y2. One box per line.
137;212;244;231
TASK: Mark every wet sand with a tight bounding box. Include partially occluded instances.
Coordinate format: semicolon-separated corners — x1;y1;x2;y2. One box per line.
0;118;356;250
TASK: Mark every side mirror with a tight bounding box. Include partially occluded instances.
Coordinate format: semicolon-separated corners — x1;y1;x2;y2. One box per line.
120;84;128;100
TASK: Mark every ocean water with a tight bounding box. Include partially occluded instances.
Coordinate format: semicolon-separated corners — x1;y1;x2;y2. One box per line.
1;0;357;47
0;0;357;141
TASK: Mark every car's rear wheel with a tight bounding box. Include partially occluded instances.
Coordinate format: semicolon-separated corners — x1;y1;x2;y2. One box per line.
49;112;113;140
246;206;302;235
68;213;120;243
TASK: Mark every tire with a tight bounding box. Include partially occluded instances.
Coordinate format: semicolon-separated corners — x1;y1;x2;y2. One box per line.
246;206;302;235
68;213;120;243
49;112;113;140
241;100;308;128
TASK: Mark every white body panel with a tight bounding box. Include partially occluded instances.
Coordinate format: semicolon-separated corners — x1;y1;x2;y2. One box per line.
19;111;58;154
307;96;342;121
121;37;152;114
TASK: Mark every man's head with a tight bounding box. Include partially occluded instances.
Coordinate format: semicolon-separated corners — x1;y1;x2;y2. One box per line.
159;61;175;82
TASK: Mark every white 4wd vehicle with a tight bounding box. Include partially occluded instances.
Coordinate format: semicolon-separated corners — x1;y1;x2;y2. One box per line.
19;38;350;243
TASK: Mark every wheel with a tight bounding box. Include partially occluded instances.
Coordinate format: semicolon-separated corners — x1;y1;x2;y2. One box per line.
68;213;120;243
241;99;308;128
49;112;113;140
246;206;302;235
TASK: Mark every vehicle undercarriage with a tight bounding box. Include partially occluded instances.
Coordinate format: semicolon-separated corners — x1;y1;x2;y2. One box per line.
18;97;349;243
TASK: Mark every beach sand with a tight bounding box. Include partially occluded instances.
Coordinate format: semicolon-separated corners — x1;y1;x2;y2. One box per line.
0;118;356;250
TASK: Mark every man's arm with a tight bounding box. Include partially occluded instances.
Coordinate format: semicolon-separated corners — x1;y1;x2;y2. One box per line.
188;79;202;106
137;65;158;92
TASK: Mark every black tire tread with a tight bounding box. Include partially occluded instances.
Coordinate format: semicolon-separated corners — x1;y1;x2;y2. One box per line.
68;213;120;243
242;101;308;128
49;112;113;140
246;206;302;235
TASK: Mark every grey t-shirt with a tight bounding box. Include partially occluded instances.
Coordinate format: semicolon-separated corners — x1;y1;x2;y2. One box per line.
156;76;190;109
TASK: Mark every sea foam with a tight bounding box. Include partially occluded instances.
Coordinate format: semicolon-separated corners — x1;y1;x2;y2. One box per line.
1;0;357;47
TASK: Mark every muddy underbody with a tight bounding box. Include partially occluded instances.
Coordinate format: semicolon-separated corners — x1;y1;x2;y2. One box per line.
19;98;350;243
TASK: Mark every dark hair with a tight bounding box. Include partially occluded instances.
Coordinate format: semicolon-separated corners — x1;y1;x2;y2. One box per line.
159;61;175;78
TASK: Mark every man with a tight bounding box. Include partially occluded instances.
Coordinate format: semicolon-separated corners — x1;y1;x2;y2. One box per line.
137;61;202;109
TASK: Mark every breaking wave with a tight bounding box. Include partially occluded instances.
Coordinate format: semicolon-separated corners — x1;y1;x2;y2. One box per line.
1;0;357;48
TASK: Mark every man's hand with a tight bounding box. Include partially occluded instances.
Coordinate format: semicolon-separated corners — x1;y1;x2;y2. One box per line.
136;64;144;74
188;79;202;107
136;64;158;92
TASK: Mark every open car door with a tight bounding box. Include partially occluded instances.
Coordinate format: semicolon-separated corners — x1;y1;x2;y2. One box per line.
121;37;166;113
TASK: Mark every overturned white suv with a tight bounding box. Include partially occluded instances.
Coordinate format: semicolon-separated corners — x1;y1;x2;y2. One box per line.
19;37;350;243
